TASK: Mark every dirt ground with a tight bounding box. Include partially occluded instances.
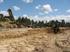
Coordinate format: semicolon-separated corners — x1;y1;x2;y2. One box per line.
0;28;70;52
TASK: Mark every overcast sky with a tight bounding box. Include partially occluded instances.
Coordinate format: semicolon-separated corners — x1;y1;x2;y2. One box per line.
0;0;70;22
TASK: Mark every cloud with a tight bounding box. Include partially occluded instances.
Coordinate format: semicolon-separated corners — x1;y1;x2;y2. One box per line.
29;15;42;21
13;6;20;11
36;4;53;14
35;5;41;9
52;15;70;22
66;9;70;13
36;4;59;14
25;15;70;22
23;14;28;17
0;0;4;3
22;0;33;3
43;15;70;22
0;10;9;16
41;4;53;14
54;9;58;12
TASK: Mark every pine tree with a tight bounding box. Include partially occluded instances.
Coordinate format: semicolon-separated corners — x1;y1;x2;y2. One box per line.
7;9;14;21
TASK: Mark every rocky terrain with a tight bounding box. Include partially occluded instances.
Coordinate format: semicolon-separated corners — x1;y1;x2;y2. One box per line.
0;28;70;52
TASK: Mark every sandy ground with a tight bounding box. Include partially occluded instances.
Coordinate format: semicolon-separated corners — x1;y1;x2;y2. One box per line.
0;28;70;52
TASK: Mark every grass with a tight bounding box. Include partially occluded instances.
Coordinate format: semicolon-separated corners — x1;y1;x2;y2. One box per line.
0;28;69;52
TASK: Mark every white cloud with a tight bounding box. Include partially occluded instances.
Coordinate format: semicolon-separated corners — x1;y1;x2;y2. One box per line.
0;10;9;16
26;15;70;22
23;14;28;17
36;4;59;14
35;5;41;9
43;15;70;22
66;9;70;13
22;0;33;3
13;6;20;11
41;4;53;14
36;4;53;14
0;0;4;3
29;15;42;21
54;9;58;12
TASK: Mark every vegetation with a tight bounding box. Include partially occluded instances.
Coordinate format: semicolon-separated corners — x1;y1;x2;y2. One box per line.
0;9;70;28
0;9;70;52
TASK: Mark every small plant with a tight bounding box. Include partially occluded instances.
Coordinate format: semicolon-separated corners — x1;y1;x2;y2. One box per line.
33;47;45;52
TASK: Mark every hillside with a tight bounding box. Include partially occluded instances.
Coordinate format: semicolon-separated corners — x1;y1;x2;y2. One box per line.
0;28;70;52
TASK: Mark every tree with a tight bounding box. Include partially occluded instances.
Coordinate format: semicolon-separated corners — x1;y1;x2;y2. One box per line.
61;20;65;27
44;21;48;27
7;9;14;21
16;17;22;24
52;20;60;33
31;20;34;27
48;20;55;27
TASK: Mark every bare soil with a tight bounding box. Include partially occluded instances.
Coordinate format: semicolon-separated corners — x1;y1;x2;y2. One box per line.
0;28;70;52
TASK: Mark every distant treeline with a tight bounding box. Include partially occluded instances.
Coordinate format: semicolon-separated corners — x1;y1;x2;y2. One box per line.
0;9;70;28
15;17;70;27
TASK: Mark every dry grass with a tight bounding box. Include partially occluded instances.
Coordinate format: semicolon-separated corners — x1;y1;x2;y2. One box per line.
0;28;70;52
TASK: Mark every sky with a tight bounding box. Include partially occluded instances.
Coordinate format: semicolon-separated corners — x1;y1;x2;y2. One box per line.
0;0;70;22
